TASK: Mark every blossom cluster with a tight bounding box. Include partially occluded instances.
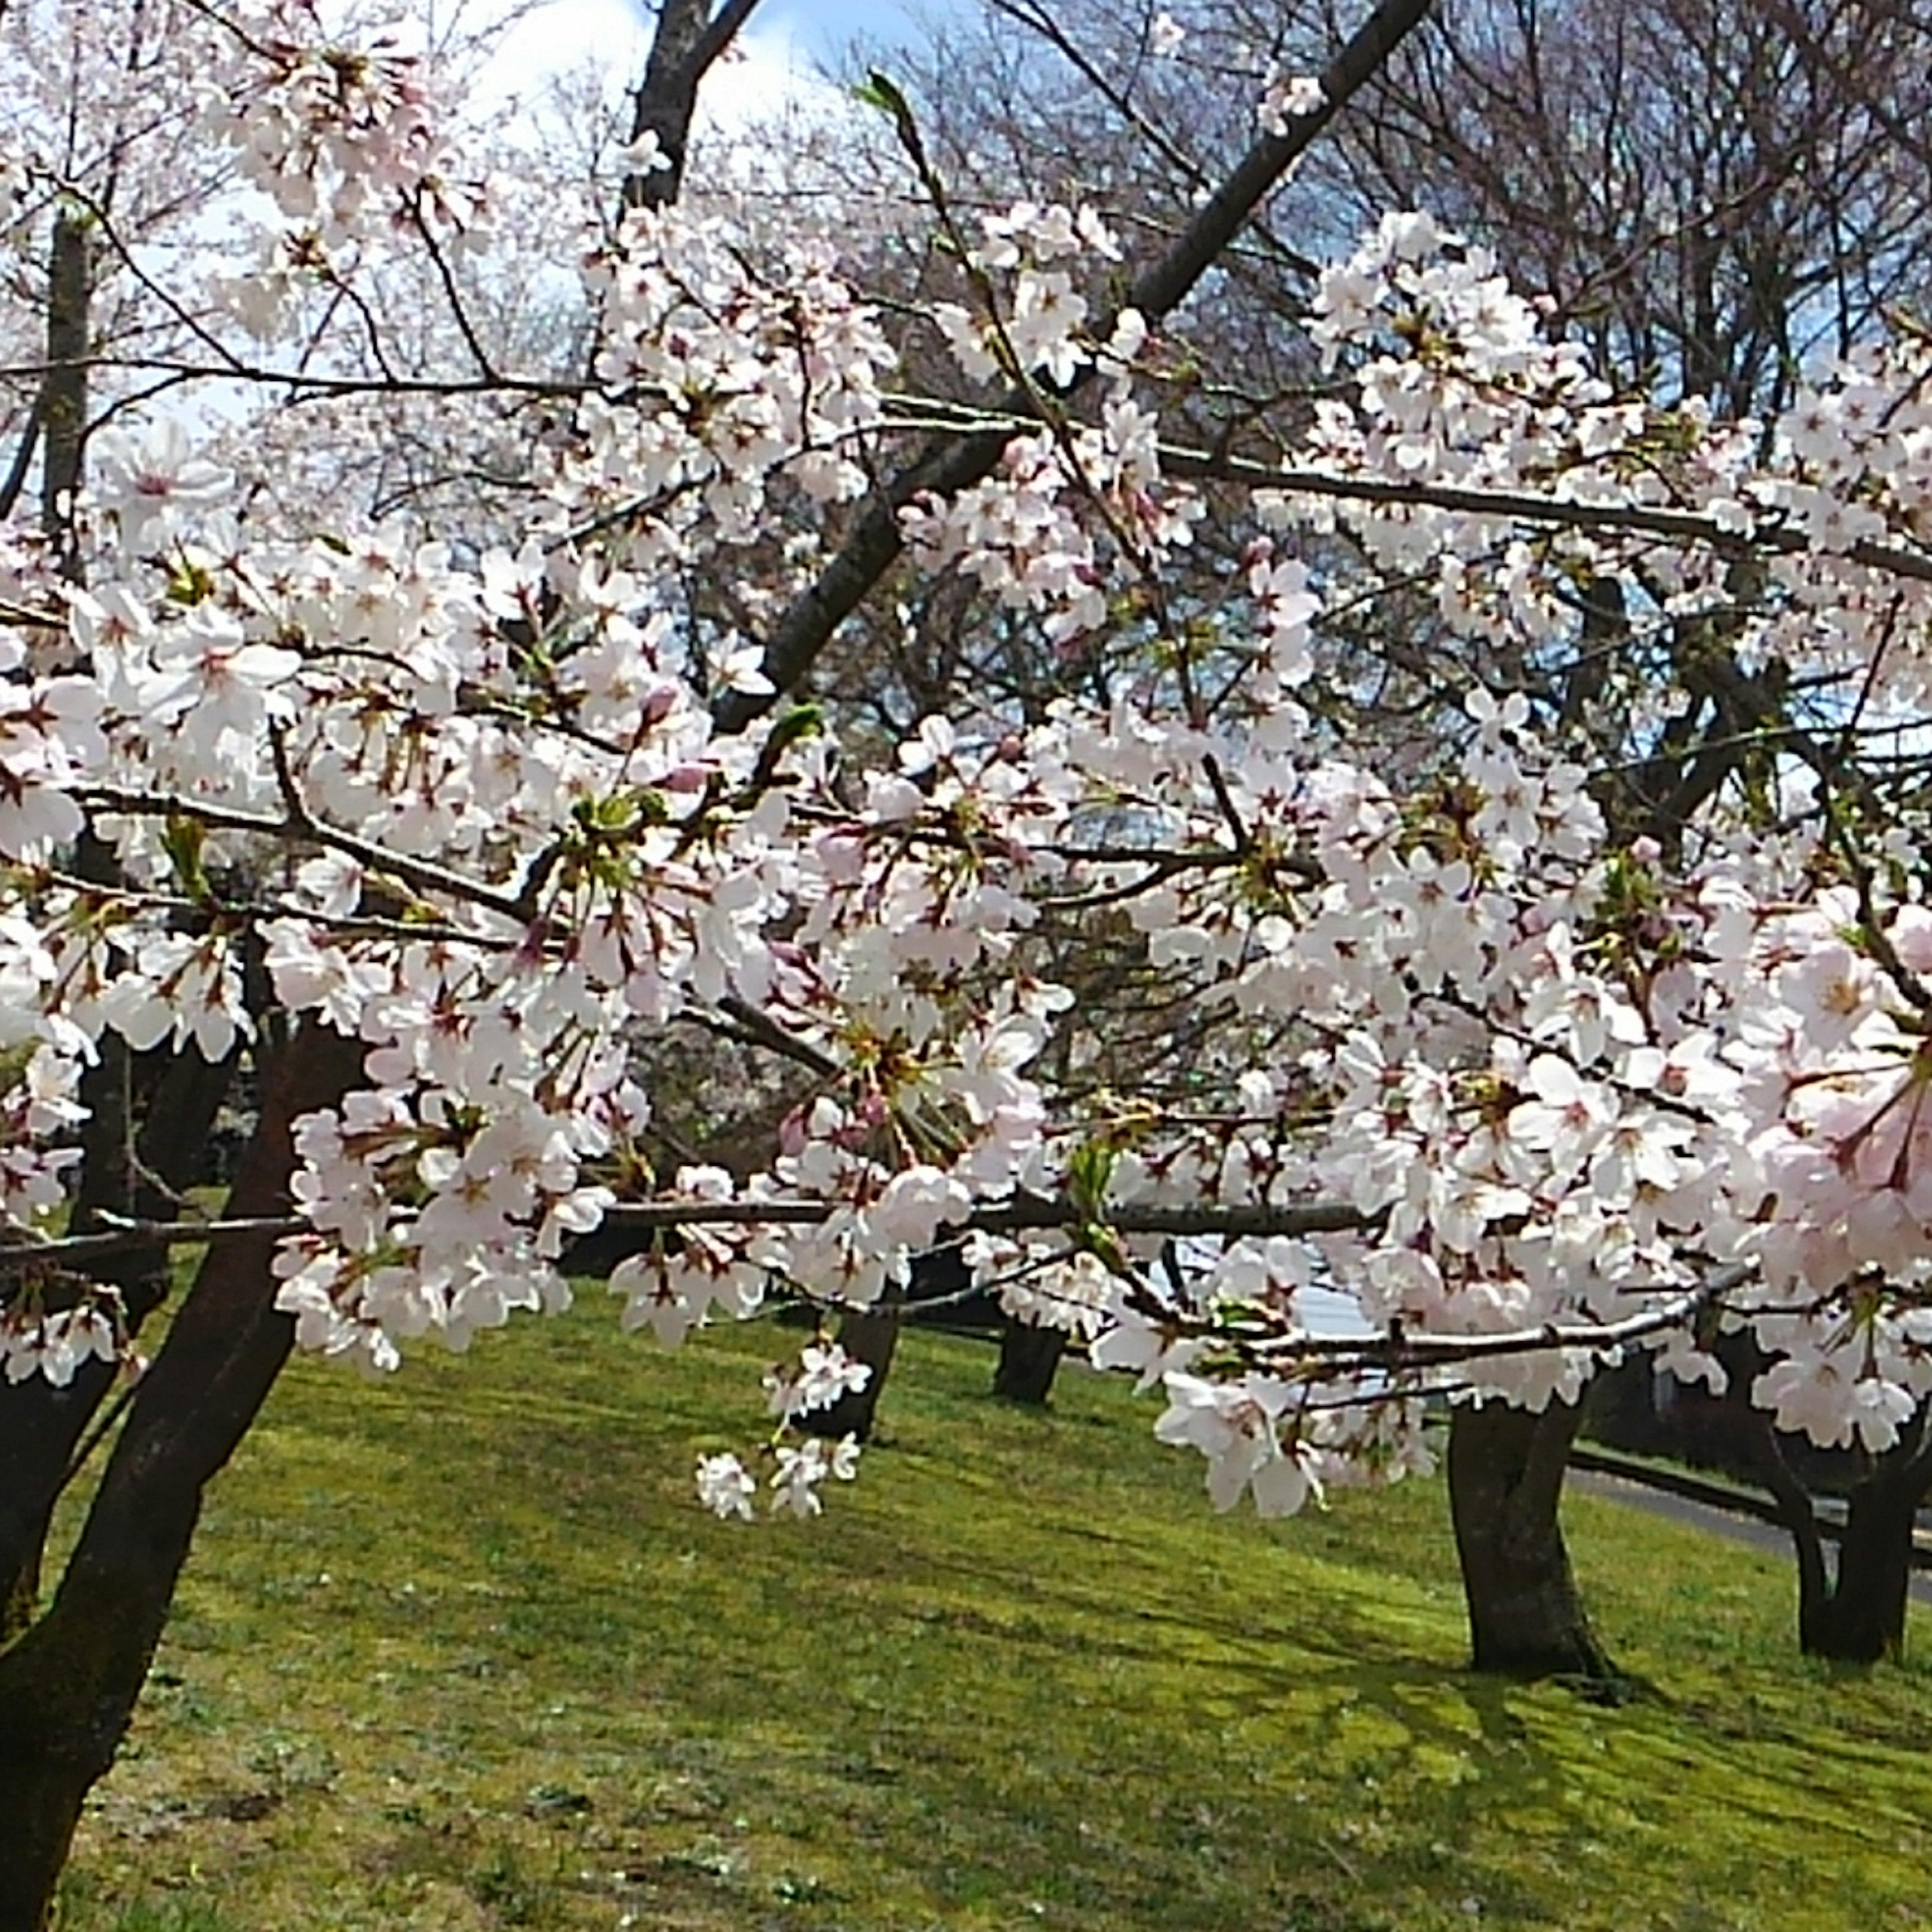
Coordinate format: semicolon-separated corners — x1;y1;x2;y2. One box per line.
569;211;898;559
201;4;480;242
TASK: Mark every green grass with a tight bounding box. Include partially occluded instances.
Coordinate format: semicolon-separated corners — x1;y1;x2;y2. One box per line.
51;1307;1932;1932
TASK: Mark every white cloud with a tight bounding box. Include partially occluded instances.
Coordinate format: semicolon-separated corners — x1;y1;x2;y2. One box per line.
694;20;853;135
477;0;848;135
467;0;641;111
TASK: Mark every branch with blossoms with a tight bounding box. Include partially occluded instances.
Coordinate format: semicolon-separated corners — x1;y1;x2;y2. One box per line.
0;1173;1756;1421
0;355;594;403
1168;451;1932;591
0;1191;1375;1273
69;787;536;924
859;395;1932;592
714;0;1437;728
1224;1267;1753;1373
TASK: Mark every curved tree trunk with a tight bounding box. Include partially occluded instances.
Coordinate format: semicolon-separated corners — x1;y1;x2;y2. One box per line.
1747;1415;1834;1655
991;1318;1067;1405
1754;1413;1930;1663
0;1022;360;1932
0;1043;236;1642
1448;1396;1614;1679
1;202;239;1642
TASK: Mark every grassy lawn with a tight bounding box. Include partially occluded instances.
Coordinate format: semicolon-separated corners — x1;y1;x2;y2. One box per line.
51;1305;1932;1932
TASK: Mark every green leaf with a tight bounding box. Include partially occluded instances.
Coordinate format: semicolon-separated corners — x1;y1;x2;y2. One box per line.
852;70;911;120
852;70;926;169
161;813;210;901
1065;1139;1116;1219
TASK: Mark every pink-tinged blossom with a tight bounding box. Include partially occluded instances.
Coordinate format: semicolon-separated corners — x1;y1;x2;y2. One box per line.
764;1342;872;1422
2;1303;120;1387
90;421;233;550
0;676;102;857
1503;1055;1614;1177
1155;1371;1322;1515
18;145;1932;1534
769;1435;861;1518
1752;1354;1919;1453
998;1248;1114;1338
1258;71;1326;136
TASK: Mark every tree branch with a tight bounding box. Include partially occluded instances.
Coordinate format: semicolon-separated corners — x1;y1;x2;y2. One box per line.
712;0;1438;734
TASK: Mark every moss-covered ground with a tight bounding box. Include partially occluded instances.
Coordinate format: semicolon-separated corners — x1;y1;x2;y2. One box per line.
52;1308;1932;1931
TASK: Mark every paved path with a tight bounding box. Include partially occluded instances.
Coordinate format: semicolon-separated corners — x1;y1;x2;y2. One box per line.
1570;1466;1932;1606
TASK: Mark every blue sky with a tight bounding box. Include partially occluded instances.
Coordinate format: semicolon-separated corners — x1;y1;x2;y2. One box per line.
762;0;929;63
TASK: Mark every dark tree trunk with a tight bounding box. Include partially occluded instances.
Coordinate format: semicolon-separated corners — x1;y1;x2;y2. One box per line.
991;1319;1066;1405
1584;1355;1664;1456
0;1022;359;1932
0;1042;237;1640
1448;1397;1615;1679
1806;1478;1920;1663
621;0;763;210
1747;1413;1835;1655
1;201;247;1643
40;204;90;576
800;1281;902;1443
2;207;101;1642
1753;1408;1932;1664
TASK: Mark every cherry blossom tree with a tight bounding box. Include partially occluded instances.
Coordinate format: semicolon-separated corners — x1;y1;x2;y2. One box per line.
890;0;1932;1665
1316;0;1932;1662
16;0;1932;1921
0;0;783;1917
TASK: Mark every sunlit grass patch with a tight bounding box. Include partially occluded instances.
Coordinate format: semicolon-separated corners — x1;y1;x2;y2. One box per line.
57;1307;1932;1931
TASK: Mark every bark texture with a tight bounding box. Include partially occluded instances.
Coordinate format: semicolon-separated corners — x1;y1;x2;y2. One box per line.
621;0;763;209
1448;1397;1615;1679
1814;1478;1921;1663
1753;1409;1932;1663
40;205;90;574
0;1042;236;1642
